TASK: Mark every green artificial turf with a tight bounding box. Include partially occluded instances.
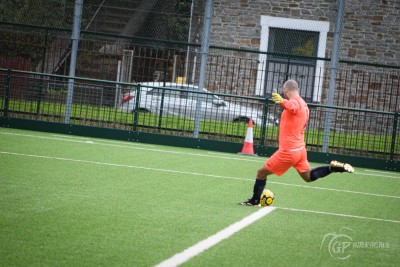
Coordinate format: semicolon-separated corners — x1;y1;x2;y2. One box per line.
0;127;399;266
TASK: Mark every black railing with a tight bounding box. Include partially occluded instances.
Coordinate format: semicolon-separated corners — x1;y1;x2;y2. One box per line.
1;69;398;163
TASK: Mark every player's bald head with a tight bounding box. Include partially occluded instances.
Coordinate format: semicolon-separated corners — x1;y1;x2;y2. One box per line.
283;80;299;91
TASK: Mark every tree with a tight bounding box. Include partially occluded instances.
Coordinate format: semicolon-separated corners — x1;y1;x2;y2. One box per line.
0;0;74;27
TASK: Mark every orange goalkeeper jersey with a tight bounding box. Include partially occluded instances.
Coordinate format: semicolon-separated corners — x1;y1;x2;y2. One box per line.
278;96;309;150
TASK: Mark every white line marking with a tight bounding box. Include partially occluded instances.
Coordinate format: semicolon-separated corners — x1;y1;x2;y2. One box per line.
0;132;96;144
364;169;400;175
277;207;400;224
355;171;400;179
0;131;262;163
155;205;399;267
2;131;400;174
51;134;157;148
1;145;399;264
270;181;400;199
0;151;250;181
356;173;400;179
154;207;276;267
51;134;91;140
1;151;400;200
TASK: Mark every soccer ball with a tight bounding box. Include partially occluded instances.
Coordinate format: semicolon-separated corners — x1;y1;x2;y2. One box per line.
260;189;275;206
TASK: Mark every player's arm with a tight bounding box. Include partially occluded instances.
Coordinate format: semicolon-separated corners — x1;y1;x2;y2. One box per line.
271;92;300;113
280;99;301;114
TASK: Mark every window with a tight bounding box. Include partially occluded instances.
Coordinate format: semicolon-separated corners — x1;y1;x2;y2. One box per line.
268;28;319;59
256;16;330;102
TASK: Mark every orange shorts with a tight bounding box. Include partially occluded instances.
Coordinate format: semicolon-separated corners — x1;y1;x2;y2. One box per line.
265;147;310;176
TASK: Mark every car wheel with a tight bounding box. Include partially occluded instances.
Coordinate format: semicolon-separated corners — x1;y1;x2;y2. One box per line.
133;108;151;113
233;117;250;124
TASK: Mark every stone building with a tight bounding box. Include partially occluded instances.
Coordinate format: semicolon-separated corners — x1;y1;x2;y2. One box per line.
191;0;399;113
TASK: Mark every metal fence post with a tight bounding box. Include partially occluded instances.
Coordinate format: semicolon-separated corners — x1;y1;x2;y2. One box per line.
133;84;141;132
260;97;270;145
4;69;12;119
64;0;83;124
322;0;345;153
390;112;399;161
36;28;49;118
157;60;168;131
193;0;213;138
158;89;166;131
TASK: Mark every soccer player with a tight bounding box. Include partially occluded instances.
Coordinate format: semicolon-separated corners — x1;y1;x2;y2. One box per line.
240;79;354;206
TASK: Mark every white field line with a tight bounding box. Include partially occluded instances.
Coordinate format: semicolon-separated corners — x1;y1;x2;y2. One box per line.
353;172;400;179
1;151;400;200
154;205;400;267
0;151;252;181
277;207;400;224
154;207;277;267
364;169;400;175
50;134;157;148
270;181;400;199
3;130;400;177
358;169;400;179
0;131;262;163
2;130;399;178
1;146;399;266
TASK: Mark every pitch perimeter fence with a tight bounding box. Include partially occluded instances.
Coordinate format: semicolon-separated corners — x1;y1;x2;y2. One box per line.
0;68;398;171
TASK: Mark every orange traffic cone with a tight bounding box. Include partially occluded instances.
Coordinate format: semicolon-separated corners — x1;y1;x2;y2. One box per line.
239;119;257;156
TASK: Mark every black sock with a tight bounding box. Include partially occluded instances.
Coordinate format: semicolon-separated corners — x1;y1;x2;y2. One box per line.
251;179;266;203
310;166;332;181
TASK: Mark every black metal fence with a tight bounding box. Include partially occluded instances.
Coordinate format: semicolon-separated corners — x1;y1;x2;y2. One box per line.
1;2;399;171
1;22;399;108
1;68;398;163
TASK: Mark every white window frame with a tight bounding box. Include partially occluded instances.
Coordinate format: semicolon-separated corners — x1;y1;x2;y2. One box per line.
256;16;330;102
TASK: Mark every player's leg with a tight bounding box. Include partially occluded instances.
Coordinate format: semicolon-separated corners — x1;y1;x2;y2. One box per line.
294;148;313;182
330;160;355;173
299;160;354;182
240;150;291;206
240;165;272;206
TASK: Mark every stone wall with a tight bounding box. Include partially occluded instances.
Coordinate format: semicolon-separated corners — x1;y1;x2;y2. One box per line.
195;0;400;115
210;0;400;65
190;0;400;137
